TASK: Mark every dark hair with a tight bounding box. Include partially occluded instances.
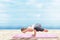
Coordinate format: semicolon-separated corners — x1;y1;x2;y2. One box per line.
21;28;27;31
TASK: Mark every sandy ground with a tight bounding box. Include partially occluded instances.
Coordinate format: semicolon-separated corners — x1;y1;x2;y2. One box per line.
0;29;60;40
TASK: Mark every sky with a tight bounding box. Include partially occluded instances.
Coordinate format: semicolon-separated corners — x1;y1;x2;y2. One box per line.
0;0;60;29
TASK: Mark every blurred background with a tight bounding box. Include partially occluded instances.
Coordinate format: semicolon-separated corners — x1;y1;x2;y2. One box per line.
0;0;60;29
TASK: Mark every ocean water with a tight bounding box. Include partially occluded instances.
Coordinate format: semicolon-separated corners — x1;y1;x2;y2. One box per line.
0;26;60;30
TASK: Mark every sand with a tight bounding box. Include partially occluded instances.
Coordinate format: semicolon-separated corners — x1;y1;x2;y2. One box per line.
0;29;60;40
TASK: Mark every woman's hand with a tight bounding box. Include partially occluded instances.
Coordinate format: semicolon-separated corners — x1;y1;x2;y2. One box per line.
32;29;36;37
32;34;36;37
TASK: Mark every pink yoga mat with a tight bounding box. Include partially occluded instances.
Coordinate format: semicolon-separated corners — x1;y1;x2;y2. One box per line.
12;33;57;38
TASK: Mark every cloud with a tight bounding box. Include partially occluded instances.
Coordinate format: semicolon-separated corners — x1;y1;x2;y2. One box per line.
3;0;13;2
0;10;7;12
46;0;60;9
0;13;11;27
53;0;60;2
49;14;60;20
26;0;36;5
0;13;9;17
0;3;6;8
35;3;43;8
4;0;11;2
40;13;60;21
0;3;4;7
28;0;37;4
26;0;43;8
34;14;41;18
0;0;14;3
0;3;7;10
42;0;60;19
0;14;10;24
15;14;41;20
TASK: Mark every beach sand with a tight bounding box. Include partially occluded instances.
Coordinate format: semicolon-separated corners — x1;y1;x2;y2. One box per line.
0;29;60;40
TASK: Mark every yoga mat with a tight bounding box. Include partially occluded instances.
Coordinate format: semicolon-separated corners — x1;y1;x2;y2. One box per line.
12;33;57;38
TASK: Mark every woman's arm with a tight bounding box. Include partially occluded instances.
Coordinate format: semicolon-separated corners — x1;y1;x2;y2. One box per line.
27;27;37;37
32;29;36;37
